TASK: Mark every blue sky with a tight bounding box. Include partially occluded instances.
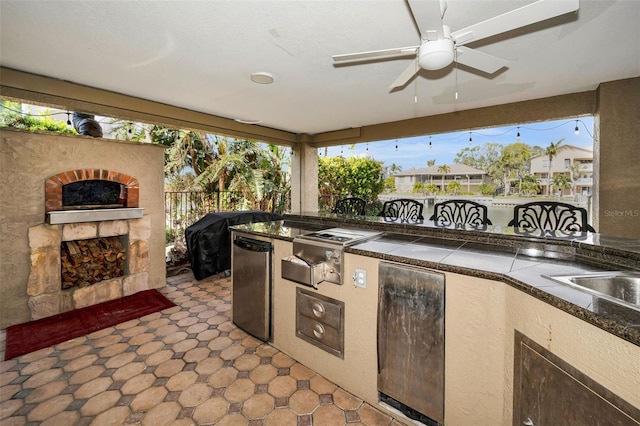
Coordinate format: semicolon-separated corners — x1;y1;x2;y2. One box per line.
321;117;594;171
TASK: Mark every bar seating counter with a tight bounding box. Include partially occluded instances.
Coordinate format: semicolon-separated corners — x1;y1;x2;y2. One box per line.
231;212;640;347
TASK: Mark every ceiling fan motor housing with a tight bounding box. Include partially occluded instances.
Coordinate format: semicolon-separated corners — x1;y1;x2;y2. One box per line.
419;38;454;70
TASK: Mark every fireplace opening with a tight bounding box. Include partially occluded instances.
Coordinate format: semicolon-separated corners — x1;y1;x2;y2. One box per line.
61;236;128;289
62;180;126;210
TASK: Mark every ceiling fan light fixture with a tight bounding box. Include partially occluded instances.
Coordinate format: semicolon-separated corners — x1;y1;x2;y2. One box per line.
418;38;454;70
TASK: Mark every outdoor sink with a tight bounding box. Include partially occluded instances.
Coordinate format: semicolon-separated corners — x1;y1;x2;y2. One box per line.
544;271;640;311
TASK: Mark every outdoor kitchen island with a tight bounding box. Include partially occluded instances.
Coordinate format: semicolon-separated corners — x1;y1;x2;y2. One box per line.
230;215;640;425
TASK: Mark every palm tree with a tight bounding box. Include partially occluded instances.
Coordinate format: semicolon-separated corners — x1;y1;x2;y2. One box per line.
388;163;403;175
520;174;541;197
551;174;571;197
427;159;436;167
437;164;450;192
446;180;462;195
196;138;263;208
544;138;565;196
569;161;581;197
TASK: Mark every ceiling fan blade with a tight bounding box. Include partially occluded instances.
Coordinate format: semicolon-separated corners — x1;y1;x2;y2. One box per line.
389;59;420;90
455;46;509;74
407;0;445;41
451;0;579;46
333;46;418;63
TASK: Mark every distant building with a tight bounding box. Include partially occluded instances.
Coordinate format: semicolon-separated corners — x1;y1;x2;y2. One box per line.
393;164;490;193
530;145;593;196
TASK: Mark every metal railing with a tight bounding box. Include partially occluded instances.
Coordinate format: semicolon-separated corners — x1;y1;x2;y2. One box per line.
165;190;291;244
165;191;244;243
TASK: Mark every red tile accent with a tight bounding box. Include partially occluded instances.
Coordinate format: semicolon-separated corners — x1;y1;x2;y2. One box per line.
44;169;140;213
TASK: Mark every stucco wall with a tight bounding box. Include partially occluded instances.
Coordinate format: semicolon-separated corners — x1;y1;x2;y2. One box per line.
594;77;640;238
0;129;166;329
446;272;640;425
269;244;640;424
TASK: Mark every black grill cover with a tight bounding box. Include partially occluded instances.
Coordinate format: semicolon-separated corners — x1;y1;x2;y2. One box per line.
185;210;282;280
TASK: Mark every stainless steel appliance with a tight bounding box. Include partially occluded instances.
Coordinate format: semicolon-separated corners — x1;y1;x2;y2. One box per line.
377;262;445;425
232;234;272;341
296;288;345;358
282;228;382;287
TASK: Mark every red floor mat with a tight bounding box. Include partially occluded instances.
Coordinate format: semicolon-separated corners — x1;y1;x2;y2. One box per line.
5;289;175;360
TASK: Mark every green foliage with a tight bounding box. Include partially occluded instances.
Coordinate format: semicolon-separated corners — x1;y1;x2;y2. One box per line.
318;156;384;202
520;175;541;197
383;177;396;193
1;101;77;134
544;138;565;195
551;174;571;192
165;173;198;191
412;182;424;194
454;143;502;172
152;125;289;213
108;119;147;142
387;163;403;175
456;142;538;196
446;181;462;195
425;183;440;195
479;184;495;196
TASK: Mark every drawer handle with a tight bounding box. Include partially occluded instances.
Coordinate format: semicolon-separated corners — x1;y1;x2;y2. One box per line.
312;302;325;318
313;323;325;339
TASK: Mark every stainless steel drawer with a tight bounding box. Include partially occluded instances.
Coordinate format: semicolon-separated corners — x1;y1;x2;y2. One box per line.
297;290;342;329
281;258;325;287
296;288;344;358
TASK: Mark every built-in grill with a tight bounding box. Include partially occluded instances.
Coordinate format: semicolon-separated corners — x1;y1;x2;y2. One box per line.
282;228;382;287
296;228;383;246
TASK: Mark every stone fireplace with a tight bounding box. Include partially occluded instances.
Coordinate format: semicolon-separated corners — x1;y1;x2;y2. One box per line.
1;130;166;329
26;168;151;320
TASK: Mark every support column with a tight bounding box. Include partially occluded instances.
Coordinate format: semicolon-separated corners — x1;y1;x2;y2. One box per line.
594;77;640;238
289;134;318;213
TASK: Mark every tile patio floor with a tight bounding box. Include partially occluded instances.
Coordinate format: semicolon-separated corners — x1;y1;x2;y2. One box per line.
0;271;404;425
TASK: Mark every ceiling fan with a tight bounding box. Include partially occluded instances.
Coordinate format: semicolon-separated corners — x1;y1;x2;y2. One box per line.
332;0;579;90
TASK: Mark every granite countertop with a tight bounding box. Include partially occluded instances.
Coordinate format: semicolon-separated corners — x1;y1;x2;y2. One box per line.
231;218;640;347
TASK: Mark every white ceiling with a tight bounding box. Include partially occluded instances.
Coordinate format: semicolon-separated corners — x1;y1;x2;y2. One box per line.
1;1;638;136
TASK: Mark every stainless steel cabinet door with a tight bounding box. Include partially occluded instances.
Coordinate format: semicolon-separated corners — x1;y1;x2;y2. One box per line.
378;262;445;424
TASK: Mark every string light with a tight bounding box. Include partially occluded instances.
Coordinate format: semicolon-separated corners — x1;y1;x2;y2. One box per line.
395;140;398;151
516;126;521;141
366;143;369;153
340;145;343;155
429;136;432;149
468;131;473;144
66;112;71;127
574;120;580;136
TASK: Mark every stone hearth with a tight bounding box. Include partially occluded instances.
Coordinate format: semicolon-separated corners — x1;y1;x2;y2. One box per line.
27;216;151;320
